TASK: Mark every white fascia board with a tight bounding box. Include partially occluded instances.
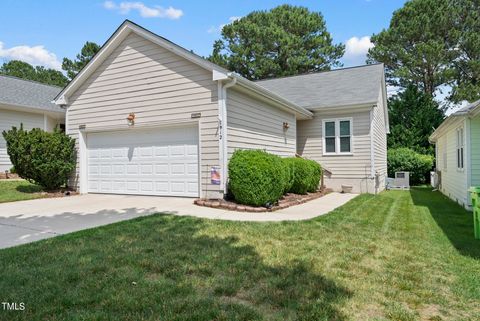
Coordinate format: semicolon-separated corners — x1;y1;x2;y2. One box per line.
429;115;465;143
308;103;376;113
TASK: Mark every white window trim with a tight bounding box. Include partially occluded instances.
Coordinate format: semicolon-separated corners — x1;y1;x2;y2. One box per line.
322;117;353;156
456;127;465;172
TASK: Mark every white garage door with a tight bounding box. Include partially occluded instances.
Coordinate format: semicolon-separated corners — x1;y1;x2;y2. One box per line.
87;125;199;197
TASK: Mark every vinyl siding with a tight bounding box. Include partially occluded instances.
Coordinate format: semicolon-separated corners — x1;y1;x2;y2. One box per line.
470;115;480;186
0;107;45;171
372;88;388;191
436;118;469;207
297;108;373;193
226;88;296;158
65;32;221;198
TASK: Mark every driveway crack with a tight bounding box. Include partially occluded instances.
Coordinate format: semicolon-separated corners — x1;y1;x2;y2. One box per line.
0;222;59;235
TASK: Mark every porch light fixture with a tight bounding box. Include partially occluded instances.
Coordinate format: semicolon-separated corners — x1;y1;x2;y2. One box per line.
283;122;290;130
127;113;135;126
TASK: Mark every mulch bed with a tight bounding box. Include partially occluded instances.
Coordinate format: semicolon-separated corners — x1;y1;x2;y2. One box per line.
194;188;332;212
35;190;79;199
0;172;20;179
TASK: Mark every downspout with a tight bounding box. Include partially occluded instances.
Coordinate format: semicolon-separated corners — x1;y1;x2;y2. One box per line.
219;77;237;193
369;106;376;193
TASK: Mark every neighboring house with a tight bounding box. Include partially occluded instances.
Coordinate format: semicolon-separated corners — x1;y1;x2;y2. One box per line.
54;20;388;198
430;100;480;209
0;75;65;172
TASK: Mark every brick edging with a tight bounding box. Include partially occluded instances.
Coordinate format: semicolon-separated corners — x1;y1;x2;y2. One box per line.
194;190;331;212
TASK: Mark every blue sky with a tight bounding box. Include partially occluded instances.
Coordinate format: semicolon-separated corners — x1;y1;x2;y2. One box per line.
0;0;406;71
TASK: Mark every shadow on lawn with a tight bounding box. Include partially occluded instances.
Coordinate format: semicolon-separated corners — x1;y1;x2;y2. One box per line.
0;214;351;320
410;186;480;259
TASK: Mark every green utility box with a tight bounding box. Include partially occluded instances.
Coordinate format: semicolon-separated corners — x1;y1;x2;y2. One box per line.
469;187;480;239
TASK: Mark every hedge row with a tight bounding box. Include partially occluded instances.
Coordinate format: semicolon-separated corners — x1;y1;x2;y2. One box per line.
228;150;322;206
387;147;434;185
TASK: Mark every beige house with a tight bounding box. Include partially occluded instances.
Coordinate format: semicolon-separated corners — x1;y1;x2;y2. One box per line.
54;20;389;198
0;75;65;172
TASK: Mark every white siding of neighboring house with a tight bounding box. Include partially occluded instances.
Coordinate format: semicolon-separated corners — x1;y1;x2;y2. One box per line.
372;87;388;193
297;108;375;193
470;115;480;187
226;88;297;159
65;32;221;198
0;107;46;171
436;117;469;208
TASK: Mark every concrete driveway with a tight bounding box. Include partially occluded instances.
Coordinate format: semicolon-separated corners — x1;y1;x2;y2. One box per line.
0;192;357;249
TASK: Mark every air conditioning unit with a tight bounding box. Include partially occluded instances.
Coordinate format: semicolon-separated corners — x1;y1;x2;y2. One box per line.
393;172;410;189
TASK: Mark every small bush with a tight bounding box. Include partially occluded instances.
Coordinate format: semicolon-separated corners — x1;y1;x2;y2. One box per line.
228;150;288;206
2;125;76;190
282;157;296;193
387;148;433;185
9;166;16;174
287;157;322;194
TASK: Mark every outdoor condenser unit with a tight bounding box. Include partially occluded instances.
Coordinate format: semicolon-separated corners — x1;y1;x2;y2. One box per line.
393;172;410;189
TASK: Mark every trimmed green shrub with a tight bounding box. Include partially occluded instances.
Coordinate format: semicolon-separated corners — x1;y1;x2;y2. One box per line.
287;157;322;194
2;125;76;190
228;150;288;206
282;157;296;193
387;148;434;185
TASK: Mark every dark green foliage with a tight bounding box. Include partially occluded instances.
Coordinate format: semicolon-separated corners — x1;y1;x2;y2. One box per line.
228;150;288;206
2;126;76;190
388;85;445;155
287;157;322;194
387;148;434;185
367;0;455;96
0;60;68;87
282;157;296;193
448;0;480;103
368;0;480;103
209;5;344;80
62;41;101;80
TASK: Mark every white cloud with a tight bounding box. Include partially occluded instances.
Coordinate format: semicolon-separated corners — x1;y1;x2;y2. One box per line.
342;36;374;66
103;1;183;19
0;42;62;70
207;16;241;34
345;36;374;58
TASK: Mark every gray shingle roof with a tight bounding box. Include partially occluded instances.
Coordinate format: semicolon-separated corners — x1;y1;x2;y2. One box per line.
0;75;64;113
256;64;384;109
452;99;480;116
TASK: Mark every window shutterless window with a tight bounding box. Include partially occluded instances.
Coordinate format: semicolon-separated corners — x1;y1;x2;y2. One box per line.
322;118;352;155
457;127;464;169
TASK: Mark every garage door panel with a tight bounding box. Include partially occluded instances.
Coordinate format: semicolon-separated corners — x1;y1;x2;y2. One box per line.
87;126;199;197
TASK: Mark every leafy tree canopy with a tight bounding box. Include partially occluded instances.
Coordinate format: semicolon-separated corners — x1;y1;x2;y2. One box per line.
208;5;345;80
368;0;480;103
448;0;480;103
62;41;100;80
367;0;455;97
0;60;68;87
387;85;445;155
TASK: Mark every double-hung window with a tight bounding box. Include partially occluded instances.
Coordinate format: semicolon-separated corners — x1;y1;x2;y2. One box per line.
323;118;352;155
456;127;464;170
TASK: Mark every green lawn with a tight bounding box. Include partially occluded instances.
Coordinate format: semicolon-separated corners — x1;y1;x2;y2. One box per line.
0;180;45;203
0;187;479;320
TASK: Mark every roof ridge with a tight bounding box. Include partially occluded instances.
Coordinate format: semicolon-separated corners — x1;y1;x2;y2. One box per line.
255;63;384;82
0;74;64;89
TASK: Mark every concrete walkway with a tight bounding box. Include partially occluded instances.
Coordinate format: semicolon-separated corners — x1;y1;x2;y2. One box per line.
0;192;357;249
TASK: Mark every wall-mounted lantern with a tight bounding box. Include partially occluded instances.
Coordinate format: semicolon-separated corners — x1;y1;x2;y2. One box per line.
283;122;290;130
127;113;135;126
